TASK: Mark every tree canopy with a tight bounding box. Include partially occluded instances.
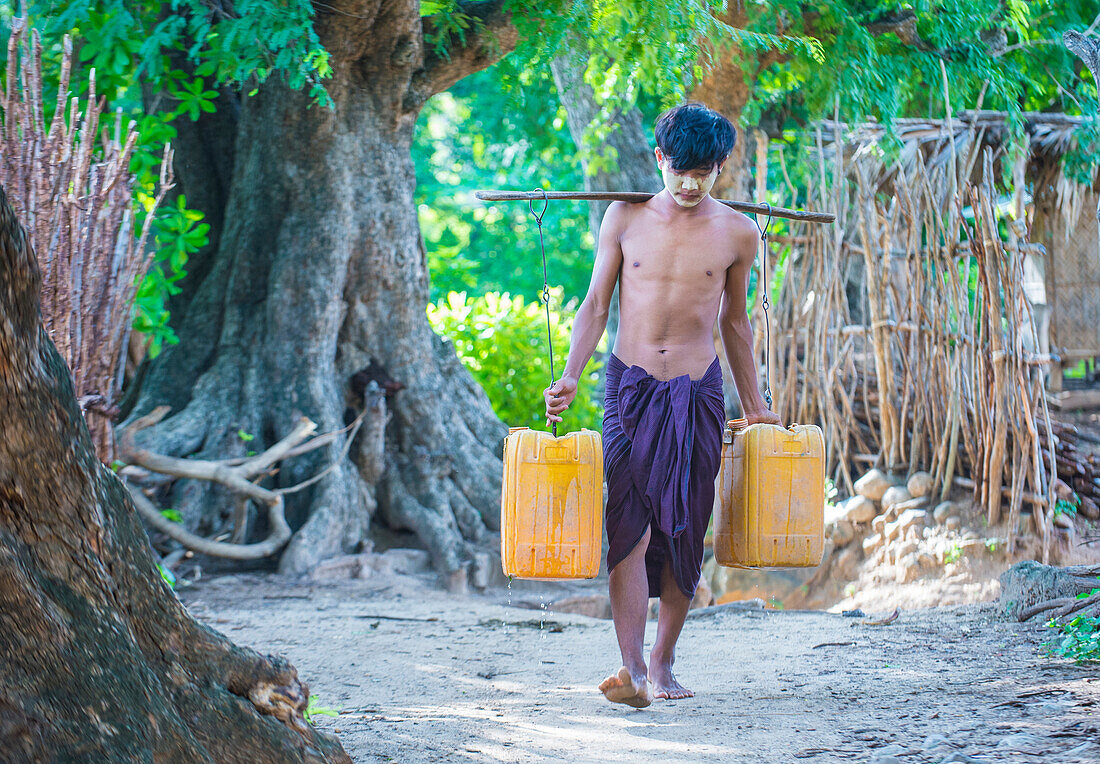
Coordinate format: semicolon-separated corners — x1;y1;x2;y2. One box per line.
8;1;1095;323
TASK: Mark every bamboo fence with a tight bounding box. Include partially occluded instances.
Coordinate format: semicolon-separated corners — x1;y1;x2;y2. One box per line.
760;125;1058;560
0;20;172;460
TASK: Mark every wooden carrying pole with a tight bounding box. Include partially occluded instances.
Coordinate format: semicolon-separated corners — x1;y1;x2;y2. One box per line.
476;190;835;224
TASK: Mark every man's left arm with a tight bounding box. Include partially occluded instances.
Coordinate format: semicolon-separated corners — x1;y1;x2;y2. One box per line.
717;220;782;426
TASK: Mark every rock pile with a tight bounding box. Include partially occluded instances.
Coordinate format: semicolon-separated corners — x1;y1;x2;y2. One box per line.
826;469;1006;588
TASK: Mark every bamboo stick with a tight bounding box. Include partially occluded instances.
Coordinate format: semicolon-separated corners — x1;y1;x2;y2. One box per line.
474;190;836;224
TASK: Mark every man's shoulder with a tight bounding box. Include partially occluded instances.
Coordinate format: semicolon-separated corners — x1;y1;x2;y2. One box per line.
602;200;637;228
708;200;758;234
708;202;761;251
602;200;652;239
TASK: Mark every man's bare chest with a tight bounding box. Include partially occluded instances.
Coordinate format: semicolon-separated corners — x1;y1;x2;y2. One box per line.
619;227;732;281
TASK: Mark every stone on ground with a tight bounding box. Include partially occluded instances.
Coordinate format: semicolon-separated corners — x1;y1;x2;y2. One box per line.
906;471;934;498
885;509;928;541
829;519;856;547
881;485;913;513
933;501;955;524
855;469;892;502
844;495;878;523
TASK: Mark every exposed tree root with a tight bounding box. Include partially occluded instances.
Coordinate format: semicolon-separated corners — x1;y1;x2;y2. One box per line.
119;405;369;560
1001;561;1100;622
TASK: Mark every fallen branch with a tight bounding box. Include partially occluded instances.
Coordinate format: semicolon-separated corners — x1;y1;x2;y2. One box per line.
861;607;900;626
117;406;363;560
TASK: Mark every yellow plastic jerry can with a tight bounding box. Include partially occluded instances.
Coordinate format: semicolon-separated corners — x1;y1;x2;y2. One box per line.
714;419;826;568
500;426;603;579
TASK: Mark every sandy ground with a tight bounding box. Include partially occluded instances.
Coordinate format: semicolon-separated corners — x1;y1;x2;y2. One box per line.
178;572;1099;764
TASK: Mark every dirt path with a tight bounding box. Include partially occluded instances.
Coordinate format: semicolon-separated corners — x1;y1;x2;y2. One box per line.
180;573;1098;763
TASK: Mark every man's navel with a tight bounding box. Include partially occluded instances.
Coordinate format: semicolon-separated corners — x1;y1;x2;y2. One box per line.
706;270;713;277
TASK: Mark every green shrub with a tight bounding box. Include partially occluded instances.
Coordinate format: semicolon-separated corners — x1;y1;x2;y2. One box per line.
1046;610;1100;665
428;289;605;434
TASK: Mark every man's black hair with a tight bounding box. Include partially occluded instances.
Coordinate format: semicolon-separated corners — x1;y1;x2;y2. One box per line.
654;102;736;173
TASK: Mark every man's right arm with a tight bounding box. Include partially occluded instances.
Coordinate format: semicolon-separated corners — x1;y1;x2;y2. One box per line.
544;202;627;423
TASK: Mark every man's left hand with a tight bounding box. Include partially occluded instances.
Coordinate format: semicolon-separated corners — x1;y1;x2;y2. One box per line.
745;408;782;427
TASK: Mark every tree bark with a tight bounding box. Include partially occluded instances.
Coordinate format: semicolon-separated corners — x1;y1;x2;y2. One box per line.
0;183;349;761
550;41;662;361
690;5;757;203
126;1;516;583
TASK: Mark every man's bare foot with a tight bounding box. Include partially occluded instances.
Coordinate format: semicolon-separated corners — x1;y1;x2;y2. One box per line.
598;666;652;708
648;665;693;700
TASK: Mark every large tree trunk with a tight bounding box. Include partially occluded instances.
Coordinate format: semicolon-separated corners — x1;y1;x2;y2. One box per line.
689;6;757;203
550;43;661;355
126;1;515;584
0;184;349;761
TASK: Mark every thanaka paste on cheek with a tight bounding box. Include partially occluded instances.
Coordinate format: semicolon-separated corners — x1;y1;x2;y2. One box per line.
659;162;718;208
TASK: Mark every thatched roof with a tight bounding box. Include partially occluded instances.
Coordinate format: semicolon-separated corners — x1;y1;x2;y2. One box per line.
815;109;1100;360
819;110;1086;158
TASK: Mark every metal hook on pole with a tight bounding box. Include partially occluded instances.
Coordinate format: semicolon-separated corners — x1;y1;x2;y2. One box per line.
529;187;549;224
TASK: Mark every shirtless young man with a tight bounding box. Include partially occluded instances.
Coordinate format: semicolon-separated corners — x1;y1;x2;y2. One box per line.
543;103;781;708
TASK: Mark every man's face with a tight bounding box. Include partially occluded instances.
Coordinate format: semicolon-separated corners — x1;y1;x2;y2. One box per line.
656;148;720;208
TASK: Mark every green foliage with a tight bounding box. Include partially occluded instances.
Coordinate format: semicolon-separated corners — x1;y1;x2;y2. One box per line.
743;1;1097;129
1055;495;1081;517
1064;359;1093;380
944;540;964;564
413;83;594;304
13;0;332;352
160;508;183;523
303;695;339;725
133;194;210;356
427;289;605;434
156;563;176;589
1046;589;1100;664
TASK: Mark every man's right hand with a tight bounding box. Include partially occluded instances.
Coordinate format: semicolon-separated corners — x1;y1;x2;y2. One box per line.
544;375;579;425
